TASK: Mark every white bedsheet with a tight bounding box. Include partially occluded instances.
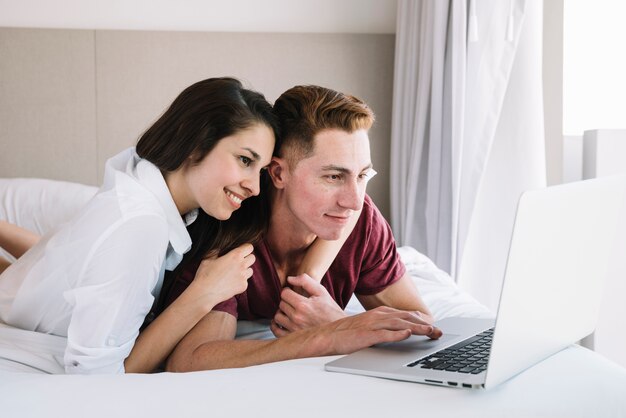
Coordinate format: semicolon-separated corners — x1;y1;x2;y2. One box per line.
1;345;625;418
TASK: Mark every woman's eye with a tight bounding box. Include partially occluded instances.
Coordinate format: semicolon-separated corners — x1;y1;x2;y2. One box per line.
239;156;252;167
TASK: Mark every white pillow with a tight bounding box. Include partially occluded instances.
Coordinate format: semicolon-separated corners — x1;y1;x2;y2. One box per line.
0;178;97;261
344;246;493;320
396;246;493;320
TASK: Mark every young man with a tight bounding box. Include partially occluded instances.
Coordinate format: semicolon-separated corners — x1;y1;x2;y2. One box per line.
164;85;441;372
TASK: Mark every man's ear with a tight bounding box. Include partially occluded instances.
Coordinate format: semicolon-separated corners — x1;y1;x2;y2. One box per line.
267;156;289;189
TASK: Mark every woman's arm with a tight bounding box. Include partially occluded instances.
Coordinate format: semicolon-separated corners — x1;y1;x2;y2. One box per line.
124;279;224;373
0;220;41;259
124;244;255;373
296;208;361;282
0;256;11;275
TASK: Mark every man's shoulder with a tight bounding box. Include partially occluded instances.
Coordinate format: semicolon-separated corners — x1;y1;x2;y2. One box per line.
357;194;385;226
363;193;376;208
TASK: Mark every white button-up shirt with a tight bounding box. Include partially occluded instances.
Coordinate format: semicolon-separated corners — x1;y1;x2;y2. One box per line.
0;148;196;374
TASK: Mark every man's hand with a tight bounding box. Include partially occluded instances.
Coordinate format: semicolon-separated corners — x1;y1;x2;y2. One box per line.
271;274;346;337
311;306;443;357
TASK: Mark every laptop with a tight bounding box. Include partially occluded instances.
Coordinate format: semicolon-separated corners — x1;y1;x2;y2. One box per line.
326;175;626;389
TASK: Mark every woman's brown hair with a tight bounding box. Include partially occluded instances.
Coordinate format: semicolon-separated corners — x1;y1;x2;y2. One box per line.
137;77;278;318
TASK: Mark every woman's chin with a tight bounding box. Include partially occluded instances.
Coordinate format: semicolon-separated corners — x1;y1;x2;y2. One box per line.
202;207;234;221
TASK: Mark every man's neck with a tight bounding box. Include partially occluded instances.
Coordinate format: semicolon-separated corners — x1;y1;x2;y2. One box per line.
266;194;317;279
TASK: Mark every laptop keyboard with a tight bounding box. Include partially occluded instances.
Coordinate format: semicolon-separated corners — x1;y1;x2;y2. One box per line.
407;328;494;374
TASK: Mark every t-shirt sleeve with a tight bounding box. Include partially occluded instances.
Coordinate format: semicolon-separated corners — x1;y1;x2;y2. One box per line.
353;196;406;296
212;297;238;318
63;215;169;374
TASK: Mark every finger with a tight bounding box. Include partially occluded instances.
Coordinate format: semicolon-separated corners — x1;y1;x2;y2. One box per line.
280;287;307;307
291;285;309;297
373;329;412;344
233;243;254;258
427;326;443;340
412;310;436;326
368;314;435;335
270;320;288;338
243;252;256;268
346;329;412;353
388;316;434;334
278;299;296;318
287;274;324;296
273;310;294;332
383;310;432;326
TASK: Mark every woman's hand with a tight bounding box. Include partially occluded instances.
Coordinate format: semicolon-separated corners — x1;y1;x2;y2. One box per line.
187;243;255;308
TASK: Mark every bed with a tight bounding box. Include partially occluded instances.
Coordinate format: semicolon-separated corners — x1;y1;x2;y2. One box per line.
1;178;626;418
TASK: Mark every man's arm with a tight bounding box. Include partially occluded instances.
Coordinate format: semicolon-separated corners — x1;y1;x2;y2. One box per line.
166;306;438;372
356;272;435;324
271;272;438;337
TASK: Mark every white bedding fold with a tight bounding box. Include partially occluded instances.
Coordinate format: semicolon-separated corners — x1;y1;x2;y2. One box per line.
0;323;65;373
396;246;493;320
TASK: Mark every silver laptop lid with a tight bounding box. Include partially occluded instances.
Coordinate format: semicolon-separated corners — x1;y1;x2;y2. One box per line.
484;175;626;388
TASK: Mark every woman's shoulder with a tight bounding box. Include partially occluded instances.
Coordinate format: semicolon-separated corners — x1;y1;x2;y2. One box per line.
63;191;170;255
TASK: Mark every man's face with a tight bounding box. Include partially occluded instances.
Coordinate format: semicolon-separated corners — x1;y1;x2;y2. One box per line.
280;128;376;240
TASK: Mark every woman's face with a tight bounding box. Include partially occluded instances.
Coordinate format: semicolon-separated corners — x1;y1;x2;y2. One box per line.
178;123;275;220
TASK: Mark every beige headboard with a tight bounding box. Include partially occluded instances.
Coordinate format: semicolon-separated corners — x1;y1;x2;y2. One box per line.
0;27;394;219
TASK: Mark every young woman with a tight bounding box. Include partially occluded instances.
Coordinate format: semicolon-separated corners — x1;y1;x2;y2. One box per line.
0;77;283;374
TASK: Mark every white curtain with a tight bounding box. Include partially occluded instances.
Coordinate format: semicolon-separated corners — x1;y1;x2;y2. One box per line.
390;0;546;310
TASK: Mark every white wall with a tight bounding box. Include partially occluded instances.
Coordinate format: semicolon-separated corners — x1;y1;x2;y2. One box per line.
0;0;397;33
563;0;626;135
2;0;576;195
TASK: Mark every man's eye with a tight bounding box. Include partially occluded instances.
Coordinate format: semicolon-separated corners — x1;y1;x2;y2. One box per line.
326;174;342;182
359;169;378;181
239;156;252;167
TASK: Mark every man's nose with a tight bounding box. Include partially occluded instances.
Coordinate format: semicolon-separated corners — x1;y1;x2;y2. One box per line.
338;179;364;211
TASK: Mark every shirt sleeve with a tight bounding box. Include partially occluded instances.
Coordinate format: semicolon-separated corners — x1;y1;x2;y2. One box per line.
63;214;169;374
353;196;406;296
212;296;238;318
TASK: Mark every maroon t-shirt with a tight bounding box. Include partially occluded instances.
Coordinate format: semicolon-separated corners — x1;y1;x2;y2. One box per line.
165;194;405;319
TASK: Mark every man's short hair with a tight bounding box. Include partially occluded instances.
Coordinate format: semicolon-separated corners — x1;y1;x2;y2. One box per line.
273;85;375;167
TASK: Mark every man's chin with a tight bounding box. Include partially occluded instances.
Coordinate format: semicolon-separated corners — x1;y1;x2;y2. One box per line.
315;229;344;241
